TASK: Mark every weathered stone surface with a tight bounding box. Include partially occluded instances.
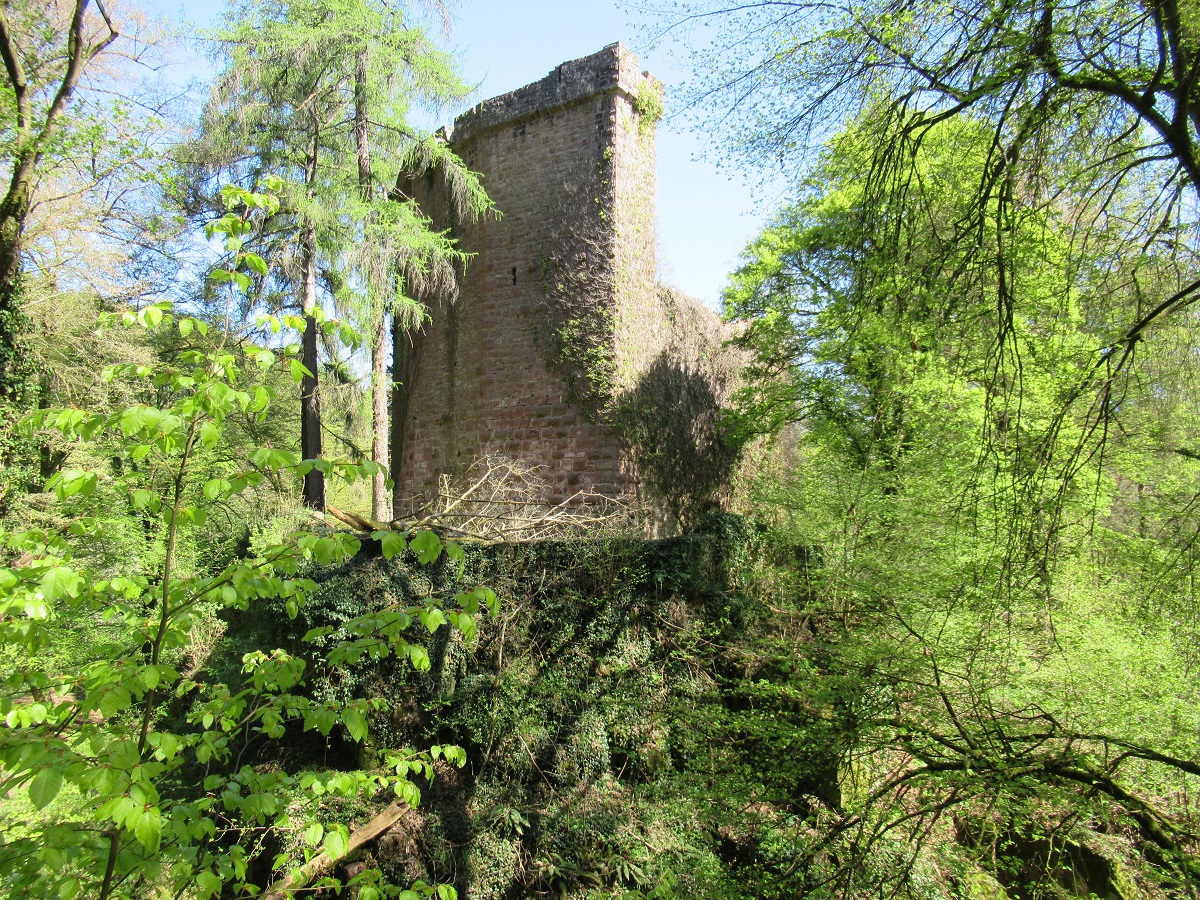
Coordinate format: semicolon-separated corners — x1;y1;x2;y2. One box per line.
393;44;736;526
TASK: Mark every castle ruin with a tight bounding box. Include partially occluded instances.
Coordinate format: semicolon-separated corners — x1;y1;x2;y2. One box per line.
392;44;737;529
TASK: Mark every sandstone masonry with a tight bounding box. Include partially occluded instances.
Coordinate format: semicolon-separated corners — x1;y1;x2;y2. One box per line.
392;44;734;524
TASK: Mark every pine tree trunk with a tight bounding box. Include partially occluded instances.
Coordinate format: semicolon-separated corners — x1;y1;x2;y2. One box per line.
390;312;426;518
390;315;406;517
354;48;391;522
300;218;324;511
372;314;390;521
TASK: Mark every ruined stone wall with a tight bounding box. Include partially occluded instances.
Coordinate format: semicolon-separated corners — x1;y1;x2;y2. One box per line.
393;45;662;512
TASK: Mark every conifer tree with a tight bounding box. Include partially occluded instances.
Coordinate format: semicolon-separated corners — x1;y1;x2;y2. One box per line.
195;0;489;514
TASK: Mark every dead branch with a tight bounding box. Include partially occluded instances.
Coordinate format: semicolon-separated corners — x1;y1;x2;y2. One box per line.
261;801;408;900
325;504;385;533
398;455;632;542
320;455;633;544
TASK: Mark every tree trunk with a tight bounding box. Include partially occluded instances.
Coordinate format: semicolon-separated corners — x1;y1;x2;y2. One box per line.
354;48;391;522
0;0;118;400
0;170;30;399
300;218;324;511
372;314;390;521
354;51;372;194
0;170;29;291
390;315;407;517
390;312;427;517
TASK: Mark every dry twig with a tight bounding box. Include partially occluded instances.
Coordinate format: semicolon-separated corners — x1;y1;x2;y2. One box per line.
367;455;631;543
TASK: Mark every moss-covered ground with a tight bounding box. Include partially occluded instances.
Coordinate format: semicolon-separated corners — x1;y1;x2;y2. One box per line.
211;515;841;899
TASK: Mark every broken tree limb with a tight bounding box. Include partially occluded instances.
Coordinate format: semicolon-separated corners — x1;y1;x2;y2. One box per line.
325;504;386;533
322;456;632;544
261;800;408;900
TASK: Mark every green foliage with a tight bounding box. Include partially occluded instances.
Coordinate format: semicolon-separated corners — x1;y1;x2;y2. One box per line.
251;519;849;899
633;81;664;136
0;183;476;899
720;111;1200;895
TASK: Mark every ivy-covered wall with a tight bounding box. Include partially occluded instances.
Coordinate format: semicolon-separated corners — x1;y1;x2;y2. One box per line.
224;516;839;899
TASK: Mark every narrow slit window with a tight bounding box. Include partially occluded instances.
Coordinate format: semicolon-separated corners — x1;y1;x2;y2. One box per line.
511;267;518;285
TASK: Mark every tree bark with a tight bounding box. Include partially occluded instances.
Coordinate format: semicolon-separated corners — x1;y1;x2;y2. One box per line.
300;217;324;511
390;311;427;517
371;312;390;520
390;315;406;518
261;801;410;900
354;48;392;522
0;173;31;399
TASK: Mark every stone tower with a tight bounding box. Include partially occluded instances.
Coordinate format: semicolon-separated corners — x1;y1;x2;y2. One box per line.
392;44;663;512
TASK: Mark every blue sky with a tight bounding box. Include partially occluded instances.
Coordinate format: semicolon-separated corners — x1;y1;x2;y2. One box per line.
151;0;784;308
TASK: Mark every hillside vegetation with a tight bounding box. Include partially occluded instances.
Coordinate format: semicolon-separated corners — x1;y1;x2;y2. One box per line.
1;1;1200;898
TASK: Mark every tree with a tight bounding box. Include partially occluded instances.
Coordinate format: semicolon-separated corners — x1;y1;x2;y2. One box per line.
675;0;1200;391
721;109;1200;894
0;0;121;399
195;0;489;517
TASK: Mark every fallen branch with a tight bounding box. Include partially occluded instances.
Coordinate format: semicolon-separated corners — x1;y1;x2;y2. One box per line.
330;455;632;543
261;801;408;900
325;504;386;533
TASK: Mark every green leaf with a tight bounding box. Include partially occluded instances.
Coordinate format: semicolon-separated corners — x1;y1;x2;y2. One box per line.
343;707;368;743
420;607;446;632
195;871;222;898
40;565;80;602
313;537;342;566
141;305;164;328
130;488;156;511
289;359;312;383
53;469;98;500
203;478;230;500
323;825;349;860
455;612;476;643
410;529;442;565
376;531;406;560
200;421;220;450
29;767;63;809
134;808;162;851
100;687;132;719
303;822;324;848
179;318;194;338
407;645;430;671
250;386;270;412
244;252;268;276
